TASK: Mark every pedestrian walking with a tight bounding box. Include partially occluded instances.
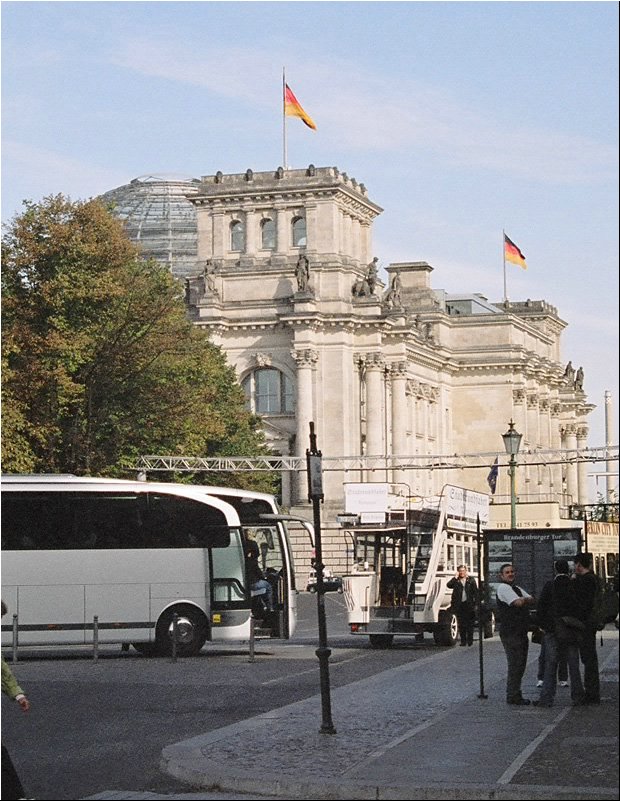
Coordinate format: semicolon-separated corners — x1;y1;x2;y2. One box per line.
447;564;478;646
495;564;535;705
2;600;32;800
533;560;585;708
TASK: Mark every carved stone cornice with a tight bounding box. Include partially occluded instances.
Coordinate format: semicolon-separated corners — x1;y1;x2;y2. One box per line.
390;361;408;377
364;352;386;371
526;393;539;409
254;352;272;367
291;348;319;368
406;379;420;397
561;423;577;437
405;378;437;401
513;388;526;404
576;426;589;440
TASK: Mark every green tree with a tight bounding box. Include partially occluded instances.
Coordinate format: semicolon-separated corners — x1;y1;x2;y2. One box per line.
1;195;274;491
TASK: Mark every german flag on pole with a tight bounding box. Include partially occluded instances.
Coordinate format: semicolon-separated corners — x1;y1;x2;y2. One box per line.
284;83;316;130
504;234;527;270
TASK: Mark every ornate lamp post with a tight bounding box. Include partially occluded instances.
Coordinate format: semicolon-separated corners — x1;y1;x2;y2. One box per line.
502;420;522;530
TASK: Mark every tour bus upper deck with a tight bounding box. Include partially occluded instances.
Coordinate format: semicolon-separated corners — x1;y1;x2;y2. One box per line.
342;485;488;647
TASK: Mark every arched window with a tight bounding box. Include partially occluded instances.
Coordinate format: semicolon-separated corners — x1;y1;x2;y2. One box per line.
261;218;276;250
242;369;294;414
230;220;245;252
292;216;307;247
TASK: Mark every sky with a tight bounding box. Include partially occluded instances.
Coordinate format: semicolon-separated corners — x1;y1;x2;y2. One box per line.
2;1;618;462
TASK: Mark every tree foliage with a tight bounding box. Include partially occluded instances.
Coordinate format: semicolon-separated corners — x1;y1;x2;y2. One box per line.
1;195;274;491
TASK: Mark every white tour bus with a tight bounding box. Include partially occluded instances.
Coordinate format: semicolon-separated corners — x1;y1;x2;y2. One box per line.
342;485;491;648
1;475;297;655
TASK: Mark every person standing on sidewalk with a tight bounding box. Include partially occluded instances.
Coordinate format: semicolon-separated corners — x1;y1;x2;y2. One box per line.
447;564;478;646
2;600;32;800
537;638;569;688
574;552;601;704
495;564;535;705
533;560;585;708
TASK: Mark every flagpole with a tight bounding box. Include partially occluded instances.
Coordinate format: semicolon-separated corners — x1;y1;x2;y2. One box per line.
282;67;287;169
502;229;508;307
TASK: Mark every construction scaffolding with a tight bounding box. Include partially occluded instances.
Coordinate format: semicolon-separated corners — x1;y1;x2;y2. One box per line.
135;445;619;474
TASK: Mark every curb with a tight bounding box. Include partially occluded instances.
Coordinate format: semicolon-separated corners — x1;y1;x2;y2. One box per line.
161;754;618;801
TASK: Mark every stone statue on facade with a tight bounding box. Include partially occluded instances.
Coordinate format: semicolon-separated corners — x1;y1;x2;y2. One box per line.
202;260;218;295
295;253;310;292
384;272;402;308
352;257;380;298
366;257;379;295
563;360;575;384
574;366;584;390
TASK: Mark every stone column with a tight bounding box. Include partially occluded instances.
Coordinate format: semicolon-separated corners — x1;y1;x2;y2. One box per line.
351;217;361;263
525;392;539;495
244;208;256;255
576;425;589;506
292;348;318;503
563;423;578;504
343;213;352;260
212;209;226;257
391;362;408;487
365;353;385;457
550;401;562;498
407;380;421;496
305;203;318;257
538;398;551;497
275;208;288;254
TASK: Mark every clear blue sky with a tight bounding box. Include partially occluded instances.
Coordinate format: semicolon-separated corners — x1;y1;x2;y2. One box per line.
2;1;618;455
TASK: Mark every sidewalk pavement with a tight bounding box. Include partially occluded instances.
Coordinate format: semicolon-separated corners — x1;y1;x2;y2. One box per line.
160;630;619;801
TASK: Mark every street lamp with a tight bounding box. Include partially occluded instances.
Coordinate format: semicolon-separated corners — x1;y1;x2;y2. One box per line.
502;420;522;530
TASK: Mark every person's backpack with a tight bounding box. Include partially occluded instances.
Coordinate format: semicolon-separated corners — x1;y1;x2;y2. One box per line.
591;574;618;630
602;581;619;627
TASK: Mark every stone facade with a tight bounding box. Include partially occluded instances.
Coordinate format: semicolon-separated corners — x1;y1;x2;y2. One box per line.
105;167;594;586
184;167;592;502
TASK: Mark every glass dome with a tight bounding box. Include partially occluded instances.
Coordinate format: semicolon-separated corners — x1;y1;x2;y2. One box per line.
100;175;200;279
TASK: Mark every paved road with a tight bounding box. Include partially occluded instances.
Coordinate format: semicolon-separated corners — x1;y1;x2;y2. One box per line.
2;592;438;800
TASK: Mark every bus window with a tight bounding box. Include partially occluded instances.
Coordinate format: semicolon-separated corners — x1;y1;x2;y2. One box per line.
2;494;61;549
146;493;230;548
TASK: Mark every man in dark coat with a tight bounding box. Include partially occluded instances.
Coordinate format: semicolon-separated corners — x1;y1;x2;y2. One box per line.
534;560;585;707
447;564;478;646
574;552;601;704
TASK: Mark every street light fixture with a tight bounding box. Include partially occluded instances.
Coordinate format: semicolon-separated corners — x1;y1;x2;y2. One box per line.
502;420;522;530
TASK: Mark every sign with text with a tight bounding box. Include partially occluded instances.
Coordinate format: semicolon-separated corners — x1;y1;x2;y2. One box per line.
443;485;490;525
344;483;389;514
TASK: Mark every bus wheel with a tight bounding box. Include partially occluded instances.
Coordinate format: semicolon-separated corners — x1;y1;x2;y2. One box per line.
433;611;458;646
155;605;208;657
369;634;394;649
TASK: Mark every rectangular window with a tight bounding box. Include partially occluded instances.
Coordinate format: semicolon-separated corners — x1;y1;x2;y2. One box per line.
255;370;279;413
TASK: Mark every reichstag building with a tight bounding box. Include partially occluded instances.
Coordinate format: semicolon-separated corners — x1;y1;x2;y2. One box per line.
101;168;592;531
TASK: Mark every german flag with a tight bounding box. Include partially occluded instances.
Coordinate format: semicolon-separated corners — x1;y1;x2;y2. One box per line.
504;234;527;270
284;83;316;130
